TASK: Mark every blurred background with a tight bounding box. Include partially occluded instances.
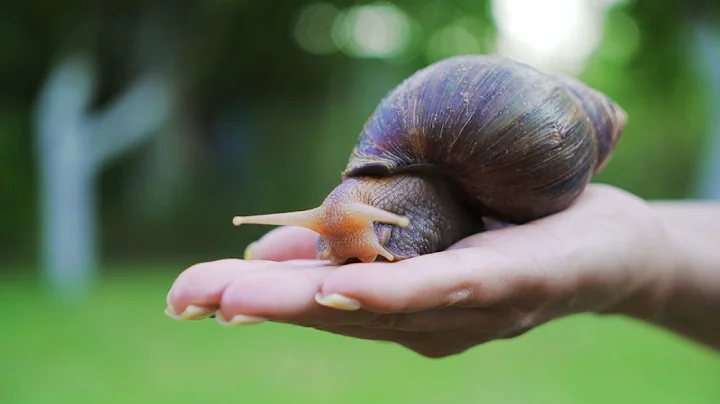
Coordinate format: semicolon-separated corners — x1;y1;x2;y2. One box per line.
1;0;719;402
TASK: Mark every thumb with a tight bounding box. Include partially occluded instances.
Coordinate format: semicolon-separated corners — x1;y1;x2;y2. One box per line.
245;226;319;261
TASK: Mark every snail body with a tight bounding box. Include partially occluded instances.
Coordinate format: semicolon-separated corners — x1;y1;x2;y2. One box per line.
233;54;627;264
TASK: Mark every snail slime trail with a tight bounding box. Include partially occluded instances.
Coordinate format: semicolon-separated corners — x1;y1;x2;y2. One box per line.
233;54;628;265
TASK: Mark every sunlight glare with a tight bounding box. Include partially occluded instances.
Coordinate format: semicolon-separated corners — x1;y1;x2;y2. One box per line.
491;0;621;74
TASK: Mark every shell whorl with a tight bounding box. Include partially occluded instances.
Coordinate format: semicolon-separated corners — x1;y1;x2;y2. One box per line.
551;73;627;174
343;54;627;224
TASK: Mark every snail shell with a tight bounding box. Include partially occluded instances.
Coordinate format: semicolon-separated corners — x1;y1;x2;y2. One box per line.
344;54;626;224
233;54;627;264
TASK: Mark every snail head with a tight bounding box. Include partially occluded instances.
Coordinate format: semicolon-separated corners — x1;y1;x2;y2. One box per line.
232;177;410;264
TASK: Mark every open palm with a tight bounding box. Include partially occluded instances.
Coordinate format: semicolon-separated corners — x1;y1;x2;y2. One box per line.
165;184;674;358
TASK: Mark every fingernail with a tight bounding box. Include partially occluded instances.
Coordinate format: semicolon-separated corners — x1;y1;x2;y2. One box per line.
165;306;179;318
314;293;361;311
215;309;267;326
244;241;258;260
165;304;216;320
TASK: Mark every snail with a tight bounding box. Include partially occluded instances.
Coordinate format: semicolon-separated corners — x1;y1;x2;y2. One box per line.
232;54;627;265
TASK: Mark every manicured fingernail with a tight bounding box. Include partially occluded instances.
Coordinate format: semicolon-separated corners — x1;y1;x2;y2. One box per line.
244;241;258;260
314;293;361;311
215;309;267;326
165;304;215;320
165;306;179;318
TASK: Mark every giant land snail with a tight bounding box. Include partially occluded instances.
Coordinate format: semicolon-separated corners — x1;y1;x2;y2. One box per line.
232;54;627;265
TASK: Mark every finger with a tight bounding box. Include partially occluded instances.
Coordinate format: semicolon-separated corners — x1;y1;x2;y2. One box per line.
317;245;567;314
165;258;322;318
217;264;360;325
217;265;454;327
165;259;277;319
247;226;319;261
215;263;512;331
165;258;421;328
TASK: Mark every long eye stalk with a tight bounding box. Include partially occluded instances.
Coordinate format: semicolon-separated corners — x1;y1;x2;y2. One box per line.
232;207;325;231
232;203;409;232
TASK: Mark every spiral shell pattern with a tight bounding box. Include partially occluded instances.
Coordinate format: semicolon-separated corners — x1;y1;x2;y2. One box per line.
343;55;627;223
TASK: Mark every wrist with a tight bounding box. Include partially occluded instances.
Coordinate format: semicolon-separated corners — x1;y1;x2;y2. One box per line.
600;203;679;323
603;267;675;324
596;196;720;350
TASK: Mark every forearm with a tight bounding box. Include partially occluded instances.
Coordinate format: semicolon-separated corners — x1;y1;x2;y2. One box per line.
619;200;720;350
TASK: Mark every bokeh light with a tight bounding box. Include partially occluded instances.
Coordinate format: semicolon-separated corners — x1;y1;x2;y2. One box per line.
426;17;490;62
598;7;641;64
293;2;341;55
332;2;413;59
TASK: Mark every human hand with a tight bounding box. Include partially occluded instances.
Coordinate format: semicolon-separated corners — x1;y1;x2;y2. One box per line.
165;184;676;358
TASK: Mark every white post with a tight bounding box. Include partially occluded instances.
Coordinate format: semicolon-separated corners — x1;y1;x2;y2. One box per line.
34;52;175;302
691;22;720;199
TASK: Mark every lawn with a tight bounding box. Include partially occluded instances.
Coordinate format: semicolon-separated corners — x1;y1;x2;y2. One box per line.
1;269;719;404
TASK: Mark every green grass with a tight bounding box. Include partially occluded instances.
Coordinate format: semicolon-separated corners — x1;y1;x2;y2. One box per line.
1;270;719;404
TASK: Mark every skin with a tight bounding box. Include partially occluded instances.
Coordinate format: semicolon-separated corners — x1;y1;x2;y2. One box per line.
165;184;720;358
